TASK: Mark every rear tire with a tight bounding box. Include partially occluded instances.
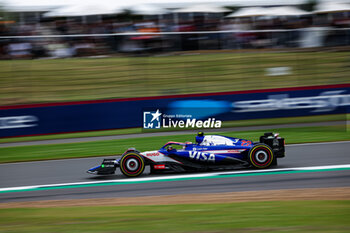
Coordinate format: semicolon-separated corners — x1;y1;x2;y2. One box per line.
249;144;274;169
120;152;145;177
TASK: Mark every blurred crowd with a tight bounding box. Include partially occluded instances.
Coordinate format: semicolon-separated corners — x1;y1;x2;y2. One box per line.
1;13;350;59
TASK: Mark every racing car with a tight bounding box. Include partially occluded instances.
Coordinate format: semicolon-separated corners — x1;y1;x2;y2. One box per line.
87;132;285;177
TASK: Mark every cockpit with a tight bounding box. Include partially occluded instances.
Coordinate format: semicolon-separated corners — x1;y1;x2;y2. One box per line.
196;132;237;146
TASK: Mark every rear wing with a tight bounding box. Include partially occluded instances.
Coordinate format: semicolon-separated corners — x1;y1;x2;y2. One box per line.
260;132;285;158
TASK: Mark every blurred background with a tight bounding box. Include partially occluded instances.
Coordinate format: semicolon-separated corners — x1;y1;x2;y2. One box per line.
0;0;349;106
1;2;349;231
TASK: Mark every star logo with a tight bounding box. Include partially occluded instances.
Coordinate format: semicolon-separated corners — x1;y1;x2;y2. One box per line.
143;109;162;129
151;109;161;122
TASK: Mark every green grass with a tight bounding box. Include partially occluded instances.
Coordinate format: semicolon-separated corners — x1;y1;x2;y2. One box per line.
1;51;349;105
0;126;348;163
0;127;142;144
0;114;345;144
0;201;349;232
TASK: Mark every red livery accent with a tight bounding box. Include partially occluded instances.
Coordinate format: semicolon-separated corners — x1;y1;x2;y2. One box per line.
154;164;166;169
228;149;246;153
147;152;160;156
241;140;252;147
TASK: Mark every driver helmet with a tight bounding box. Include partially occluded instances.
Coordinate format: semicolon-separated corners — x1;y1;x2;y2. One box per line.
167;146;176;152
196;131;204;144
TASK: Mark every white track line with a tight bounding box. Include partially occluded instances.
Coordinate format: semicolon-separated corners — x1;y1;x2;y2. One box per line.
1;164;350;193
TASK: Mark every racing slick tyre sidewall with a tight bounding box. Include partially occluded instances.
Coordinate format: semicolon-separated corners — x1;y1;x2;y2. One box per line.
249;144;274;169
120;152;145;177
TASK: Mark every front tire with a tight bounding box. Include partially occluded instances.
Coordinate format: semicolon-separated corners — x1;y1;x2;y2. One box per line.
248;144;274;169
120;152;145;177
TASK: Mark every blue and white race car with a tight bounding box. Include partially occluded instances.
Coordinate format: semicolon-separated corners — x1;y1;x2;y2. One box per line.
87;132;285;177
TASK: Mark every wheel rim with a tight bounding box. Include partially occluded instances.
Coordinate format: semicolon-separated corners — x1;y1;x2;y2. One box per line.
121;154;144;175
126;158;138;171
255;150;268;163
250;146;273;167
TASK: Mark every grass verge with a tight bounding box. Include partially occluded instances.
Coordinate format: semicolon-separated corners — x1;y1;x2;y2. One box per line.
1;51;349;105
0;125;348;163
0;201;349;233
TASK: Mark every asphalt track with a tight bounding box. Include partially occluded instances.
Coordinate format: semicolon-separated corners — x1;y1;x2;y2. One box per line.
0;141;349;203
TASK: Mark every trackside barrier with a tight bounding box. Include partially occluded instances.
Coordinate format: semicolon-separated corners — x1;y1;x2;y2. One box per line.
0;84;349;137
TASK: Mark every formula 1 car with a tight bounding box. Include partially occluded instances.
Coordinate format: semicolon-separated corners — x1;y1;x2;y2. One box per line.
87;132;285;177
